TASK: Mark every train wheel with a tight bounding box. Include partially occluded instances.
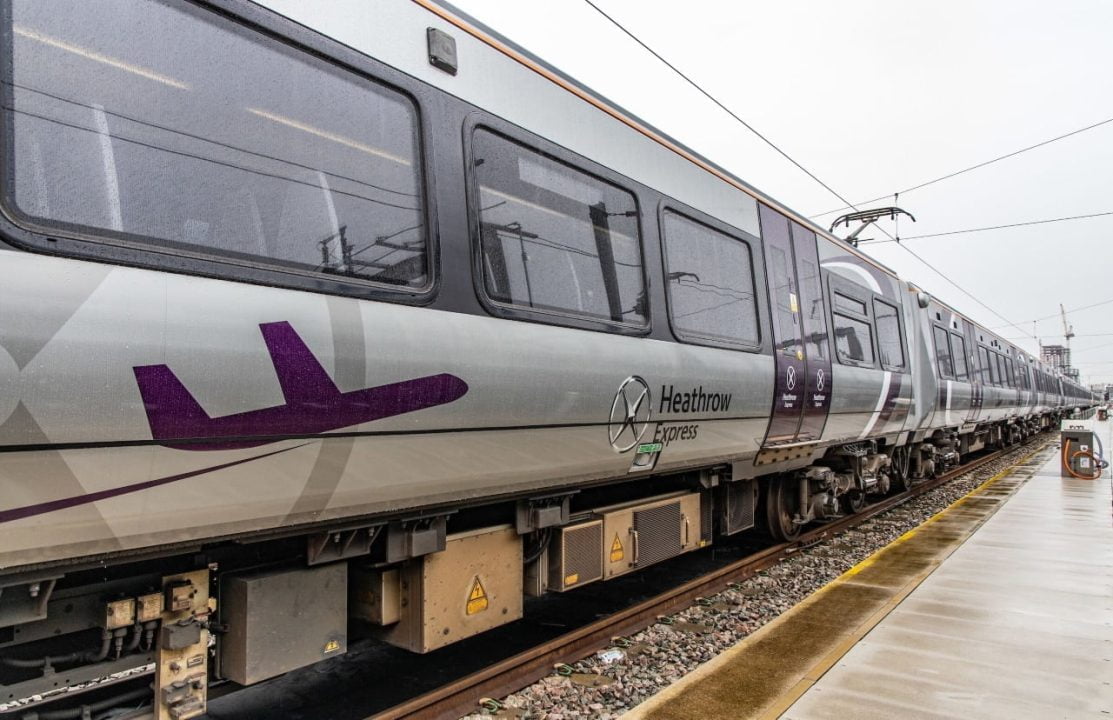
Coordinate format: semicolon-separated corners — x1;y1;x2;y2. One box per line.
765;477;802;542
842;488;865;513
891;446;912;492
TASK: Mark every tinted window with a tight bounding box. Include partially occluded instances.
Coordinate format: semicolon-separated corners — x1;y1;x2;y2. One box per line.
874;299;904;369
834;314;873;364
834;293;867;315
662;211;758;346
951;333;968;379
996;354;1007;386
1006;358;1016;387
933;326;953;377
768;245;800;357
989;353;1000;384
472;129;645;325
797;256;829;361
978;347;991;384
6;0;428;288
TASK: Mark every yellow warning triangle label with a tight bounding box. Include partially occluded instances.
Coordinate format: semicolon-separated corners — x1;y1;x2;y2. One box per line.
610;534;624;562
466;576;488;615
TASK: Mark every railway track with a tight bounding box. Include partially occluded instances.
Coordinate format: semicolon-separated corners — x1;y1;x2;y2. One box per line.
371;443;1031;720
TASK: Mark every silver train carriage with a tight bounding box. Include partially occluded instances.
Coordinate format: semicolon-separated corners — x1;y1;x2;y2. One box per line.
0;0;1093;716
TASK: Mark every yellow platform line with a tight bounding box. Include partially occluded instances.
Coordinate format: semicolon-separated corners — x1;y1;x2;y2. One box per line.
621;442;1055;720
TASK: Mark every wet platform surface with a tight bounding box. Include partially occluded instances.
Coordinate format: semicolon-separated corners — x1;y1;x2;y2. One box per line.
624;429;1113;720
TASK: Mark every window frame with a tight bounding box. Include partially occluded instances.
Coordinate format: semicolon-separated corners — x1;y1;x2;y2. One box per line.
464;117;650;336
950;331;969;379
873;297;906;372
658;203;763;352
933;325;955;379
0;0;440;305
978;347;991;384
826;274;878;370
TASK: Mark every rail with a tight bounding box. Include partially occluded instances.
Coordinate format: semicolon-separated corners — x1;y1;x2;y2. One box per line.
370;442;1034;720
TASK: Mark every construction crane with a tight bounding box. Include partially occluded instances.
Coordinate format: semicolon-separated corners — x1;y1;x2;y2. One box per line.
1061;303;1075;378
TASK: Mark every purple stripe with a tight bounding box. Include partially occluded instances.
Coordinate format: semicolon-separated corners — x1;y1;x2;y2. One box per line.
0;443;307;524
879;373;905;423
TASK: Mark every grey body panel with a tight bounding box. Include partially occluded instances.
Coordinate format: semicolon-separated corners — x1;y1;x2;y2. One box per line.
0;0;1089;573
0;247;774;568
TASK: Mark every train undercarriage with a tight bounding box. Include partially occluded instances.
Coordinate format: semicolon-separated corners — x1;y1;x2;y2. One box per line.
0;416;1060;719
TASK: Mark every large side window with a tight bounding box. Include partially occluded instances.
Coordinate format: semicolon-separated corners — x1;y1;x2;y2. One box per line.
951;333;969;379
873;299;905;370
988;353;1001;385
933;326;954;378
829;285;874;366
661;211;759;347
978;347;991;384
5;0;429;289
471;128;646;327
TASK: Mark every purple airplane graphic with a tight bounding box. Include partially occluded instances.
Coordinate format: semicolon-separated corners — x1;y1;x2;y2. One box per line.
133;321;468;450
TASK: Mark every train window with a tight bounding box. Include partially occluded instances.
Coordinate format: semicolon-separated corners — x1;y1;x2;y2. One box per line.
833;314;874;365
768;244;800;357
1006;358;1016;387
933;326;953;378
873;299;904;370
950;333;969;379
661;211;759;347
4;0;429;289
471;129;646;327
977;347;991;384
834;293;867;316
794;246;830;364
988;353;1000;385
996;354;1007;387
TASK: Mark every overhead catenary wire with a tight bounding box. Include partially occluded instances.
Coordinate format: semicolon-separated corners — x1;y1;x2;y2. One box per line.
992;296;1113;330
810;115;1113;218
581;0;1031;341
581;0;860;214
858;210;1113;244
1001;332;1113;340
889;241;1031;339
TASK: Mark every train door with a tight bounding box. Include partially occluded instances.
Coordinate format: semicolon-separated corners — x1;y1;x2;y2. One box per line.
791;222;833;441
758;205;832;445
961;323;982;424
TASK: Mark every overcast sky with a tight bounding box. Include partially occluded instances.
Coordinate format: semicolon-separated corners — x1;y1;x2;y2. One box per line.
449;0;1113;384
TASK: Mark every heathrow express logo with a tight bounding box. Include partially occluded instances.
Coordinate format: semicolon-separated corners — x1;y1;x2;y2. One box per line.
608;375;652;452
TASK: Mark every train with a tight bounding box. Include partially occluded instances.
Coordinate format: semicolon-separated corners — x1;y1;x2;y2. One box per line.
0;0;1095;717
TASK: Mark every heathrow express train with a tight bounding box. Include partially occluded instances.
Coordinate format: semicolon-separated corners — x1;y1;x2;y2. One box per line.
0;0;1094;716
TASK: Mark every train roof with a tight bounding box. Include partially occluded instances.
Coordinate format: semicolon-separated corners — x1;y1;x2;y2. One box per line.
421;0;899;278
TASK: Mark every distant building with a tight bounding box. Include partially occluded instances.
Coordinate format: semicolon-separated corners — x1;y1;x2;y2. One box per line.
1041;344;1080;381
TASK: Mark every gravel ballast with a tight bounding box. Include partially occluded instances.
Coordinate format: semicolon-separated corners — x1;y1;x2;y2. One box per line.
462;439;1055;720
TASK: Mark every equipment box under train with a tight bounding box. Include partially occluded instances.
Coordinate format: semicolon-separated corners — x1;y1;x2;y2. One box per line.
597;491;705;580
382;525;523;653
221;563;347;686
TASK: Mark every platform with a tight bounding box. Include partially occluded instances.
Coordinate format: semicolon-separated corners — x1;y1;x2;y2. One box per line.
624;431;1113;720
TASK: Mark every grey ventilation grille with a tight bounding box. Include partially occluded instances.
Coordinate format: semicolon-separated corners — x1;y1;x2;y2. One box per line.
633;502;683;567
